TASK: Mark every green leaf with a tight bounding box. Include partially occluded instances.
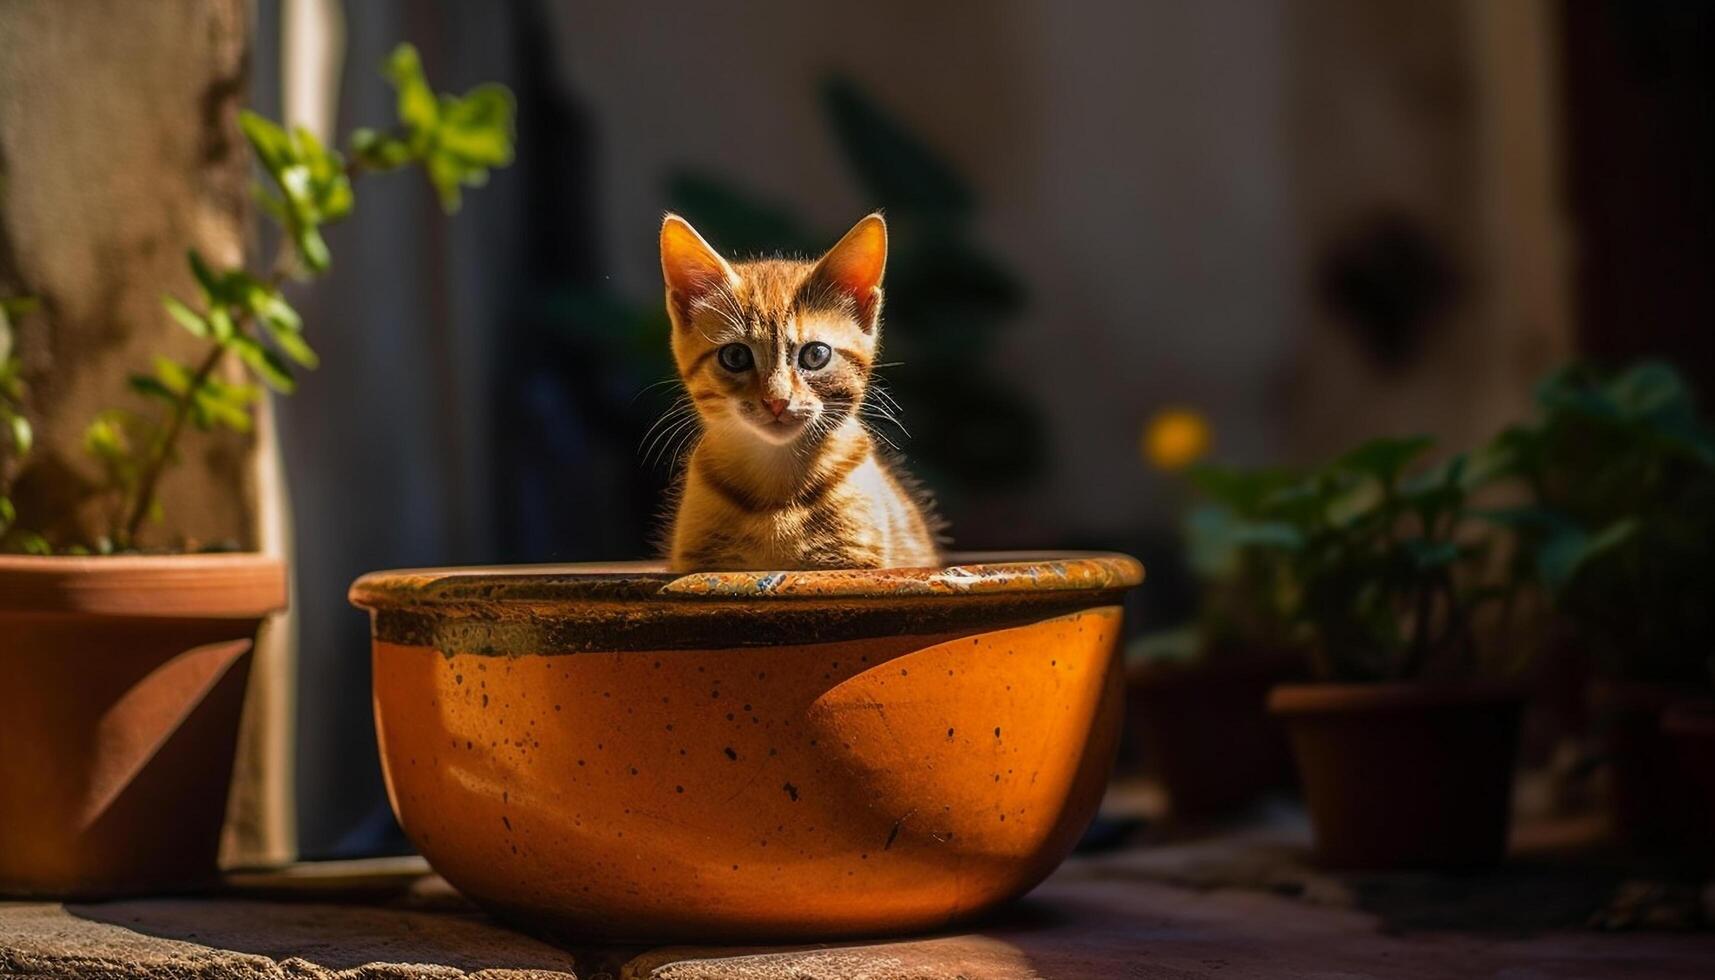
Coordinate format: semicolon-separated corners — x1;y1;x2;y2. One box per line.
239;111;294;173
0;494;14;531
438;84;517;167
425;153;468;213
385;44;440;135
231;336;295;393
230;274;302;331
353;129;414;170
319;171;355;221
1538;518;1639;593
206;304;237;342
240;279;316;365
821;75;972;217
1188;464;1300;515
1403;538;1460;570
187;249;223;298
1336;435;1435;484
6;412;29;455
1404;452;1467;494
1607;360;1690;419
193;379;256;433
162;294;209;338
1470;504;1567;532
83;413;131;463
127;374;179;405
264;326;318;367
152;356;196;395
254;186;290;225
279;164;317;213
1187;505;1304;577
0;296;39;318
1326;478;1383;528
293;223;332;273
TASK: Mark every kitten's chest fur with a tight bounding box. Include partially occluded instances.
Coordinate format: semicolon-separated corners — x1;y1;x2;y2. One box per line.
668;423;941;571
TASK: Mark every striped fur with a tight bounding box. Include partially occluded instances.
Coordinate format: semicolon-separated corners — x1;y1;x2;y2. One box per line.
657;213;943;571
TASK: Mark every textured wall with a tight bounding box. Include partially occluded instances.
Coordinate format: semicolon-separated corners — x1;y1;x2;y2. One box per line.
0;0;257;548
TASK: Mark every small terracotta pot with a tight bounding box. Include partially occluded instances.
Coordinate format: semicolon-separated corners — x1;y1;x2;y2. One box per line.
1662;700;1715;861
351;553;1141;942
1591;679;1704;850
0;554;286;897
1124;649;1303;818
1269;682;1524;870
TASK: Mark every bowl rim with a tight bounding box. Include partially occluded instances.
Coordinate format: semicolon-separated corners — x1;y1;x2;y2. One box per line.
350;551;1142;612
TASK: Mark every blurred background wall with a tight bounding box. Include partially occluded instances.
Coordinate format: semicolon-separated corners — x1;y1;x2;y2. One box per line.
257;0;1711;856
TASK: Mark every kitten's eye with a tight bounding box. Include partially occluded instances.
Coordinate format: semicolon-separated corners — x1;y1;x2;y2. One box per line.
798;342;832;370
717;343;753;372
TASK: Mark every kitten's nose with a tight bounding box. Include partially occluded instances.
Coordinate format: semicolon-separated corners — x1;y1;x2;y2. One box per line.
762;398;789;419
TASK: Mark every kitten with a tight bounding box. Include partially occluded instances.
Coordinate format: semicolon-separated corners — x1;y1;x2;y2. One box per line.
658;212;943;572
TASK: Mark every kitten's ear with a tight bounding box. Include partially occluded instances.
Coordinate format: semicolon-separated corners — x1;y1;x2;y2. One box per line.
661;213;738;328
806;212;887;332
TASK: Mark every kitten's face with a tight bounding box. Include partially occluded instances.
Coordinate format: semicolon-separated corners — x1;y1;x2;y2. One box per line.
661;214;886;449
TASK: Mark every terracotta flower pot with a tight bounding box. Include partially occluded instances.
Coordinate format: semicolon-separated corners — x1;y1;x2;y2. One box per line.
1124;649;1303;819
1662;700;1715;862
1591;679;1704;851
351;552;1142;942
1268;682;1524;870
0;554;287;897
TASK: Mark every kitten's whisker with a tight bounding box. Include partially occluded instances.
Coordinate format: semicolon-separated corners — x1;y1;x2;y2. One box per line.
639;398;695;459
866;423;902;452
859;403;912;439
630;376;682;405
638;398;693;452
868;384;903;414
649;416;700;469
638;408;690;458
663;424;701;470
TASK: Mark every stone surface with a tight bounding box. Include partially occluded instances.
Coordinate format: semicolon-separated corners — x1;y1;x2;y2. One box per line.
4;831;1714;979
0;897;582;979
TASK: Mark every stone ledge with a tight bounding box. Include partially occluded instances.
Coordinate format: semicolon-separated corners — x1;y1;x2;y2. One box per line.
6;830;1715;979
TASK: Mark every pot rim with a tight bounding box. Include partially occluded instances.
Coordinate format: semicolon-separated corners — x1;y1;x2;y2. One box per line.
1663;700;1715;737
0;552;287;618
1268;680;1525;716
350;551;1142;613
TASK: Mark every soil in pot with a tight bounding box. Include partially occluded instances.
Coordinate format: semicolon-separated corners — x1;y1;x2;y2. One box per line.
0;554;286;897
1124;648;1303;819
1269;683;1524;871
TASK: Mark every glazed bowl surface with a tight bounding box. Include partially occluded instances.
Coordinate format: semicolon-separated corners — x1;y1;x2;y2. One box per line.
351;552;1141;942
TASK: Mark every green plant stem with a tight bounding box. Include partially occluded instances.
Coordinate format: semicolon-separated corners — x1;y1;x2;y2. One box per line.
120;156;373;549
119;341;227;548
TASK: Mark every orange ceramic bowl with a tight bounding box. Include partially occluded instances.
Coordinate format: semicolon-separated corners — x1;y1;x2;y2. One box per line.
350;552;1141;942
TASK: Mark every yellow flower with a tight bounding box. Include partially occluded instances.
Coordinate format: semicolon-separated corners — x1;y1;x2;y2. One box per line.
1142;407;1212;472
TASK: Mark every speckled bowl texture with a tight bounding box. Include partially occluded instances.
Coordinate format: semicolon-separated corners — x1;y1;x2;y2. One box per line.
350;552;1142;942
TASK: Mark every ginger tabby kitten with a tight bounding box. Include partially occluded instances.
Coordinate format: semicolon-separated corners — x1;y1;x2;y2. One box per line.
659;212;942;571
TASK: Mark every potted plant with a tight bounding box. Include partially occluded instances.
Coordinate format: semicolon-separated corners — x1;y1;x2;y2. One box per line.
1486;362;1715;850
1240;436;1528;869
1125;426;1305;819
0;45;513;897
